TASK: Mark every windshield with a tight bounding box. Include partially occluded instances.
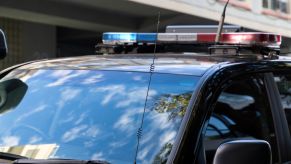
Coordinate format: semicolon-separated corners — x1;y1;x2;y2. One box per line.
0;69;199;163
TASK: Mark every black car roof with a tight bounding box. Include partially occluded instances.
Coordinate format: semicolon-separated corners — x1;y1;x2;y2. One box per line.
11;53;291;77
15;54;227;76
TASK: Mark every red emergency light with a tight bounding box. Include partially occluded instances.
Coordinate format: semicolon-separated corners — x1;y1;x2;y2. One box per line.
195;33;281;46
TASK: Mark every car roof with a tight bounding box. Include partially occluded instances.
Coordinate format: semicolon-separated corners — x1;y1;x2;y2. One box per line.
10;53;291;77
15;54;228;76
14;53;291;77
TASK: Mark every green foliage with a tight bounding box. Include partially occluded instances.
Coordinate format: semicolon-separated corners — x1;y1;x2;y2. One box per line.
152;92;192;120
152;143;173;164
149;92;192;163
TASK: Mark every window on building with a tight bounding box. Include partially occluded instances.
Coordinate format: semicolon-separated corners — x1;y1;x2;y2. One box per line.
263;0;288;13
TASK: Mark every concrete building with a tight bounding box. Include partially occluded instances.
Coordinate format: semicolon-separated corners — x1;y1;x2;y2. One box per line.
0;0;291;69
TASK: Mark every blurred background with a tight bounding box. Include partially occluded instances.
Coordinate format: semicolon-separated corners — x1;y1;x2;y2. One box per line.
0;0;290;69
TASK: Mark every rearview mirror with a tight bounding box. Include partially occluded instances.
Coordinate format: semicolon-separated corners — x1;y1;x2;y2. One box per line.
213;140;271;164
0;29;7;59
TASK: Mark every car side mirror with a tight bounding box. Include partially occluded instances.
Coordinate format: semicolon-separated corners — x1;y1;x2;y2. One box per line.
213;140;271;164
0;29;7;59
0;79;28;113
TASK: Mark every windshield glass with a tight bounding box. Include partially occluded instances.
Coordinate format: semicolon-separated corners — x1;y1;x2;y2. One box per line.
0;69;199;163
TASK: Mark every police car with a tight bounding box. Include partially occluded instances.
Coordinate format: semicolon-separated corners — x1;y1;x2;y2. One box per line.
0;23;290;164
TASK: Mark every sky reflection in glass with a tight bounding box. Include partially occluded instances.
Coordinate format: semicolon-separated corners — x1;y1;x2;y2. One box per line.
0;69;199;163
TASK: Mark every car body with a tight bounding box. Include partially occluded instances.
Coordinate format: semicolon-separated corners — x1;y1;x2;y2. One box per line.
0;52;290;164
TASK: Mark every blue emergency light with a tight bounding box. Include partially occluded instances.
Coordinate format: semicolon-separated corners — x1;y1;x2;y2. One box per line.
103;32;157;44
137;33;157;43
102;32;137;44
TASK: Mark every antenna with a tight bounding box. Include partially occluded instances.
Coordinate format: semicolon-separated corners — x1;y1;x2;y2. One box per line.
133;12;160;164
215;0;230;44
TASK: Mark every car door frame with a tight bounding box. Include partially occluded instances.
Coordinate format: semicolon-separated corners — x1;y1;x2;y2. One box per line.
265;71;291;162
168;60;291;164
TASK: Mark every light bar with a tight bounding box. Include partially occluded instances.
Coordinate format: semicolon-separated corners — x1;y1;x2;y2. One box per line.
102;32;281;47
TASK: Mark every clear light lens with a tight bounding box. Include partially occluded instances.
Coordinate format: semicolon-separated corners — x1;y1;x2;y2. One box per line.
177;33;197;42
157;33;177;42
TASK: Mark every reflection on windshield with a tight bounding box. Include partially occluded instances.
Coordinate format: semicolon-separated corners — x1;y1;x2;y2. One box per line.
0;144;59;159
0;69;199;163
218;92;255;110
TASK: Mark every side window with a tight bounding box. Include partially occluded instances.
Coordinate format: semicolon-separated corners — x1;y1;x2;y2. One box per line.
273;74;291;135
203;75;278;164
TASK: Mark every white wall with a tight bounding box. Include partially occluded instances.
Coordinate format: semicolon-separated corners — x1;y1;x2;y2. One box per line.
130;0;291;37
